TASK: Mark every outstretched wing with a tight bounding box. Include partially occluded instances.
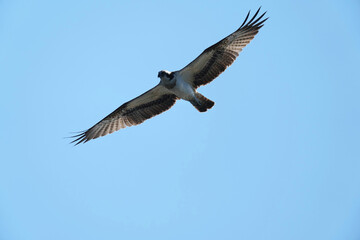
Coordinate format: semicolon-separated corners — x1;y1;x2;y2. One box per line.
179;7;268;88
71;84;177;145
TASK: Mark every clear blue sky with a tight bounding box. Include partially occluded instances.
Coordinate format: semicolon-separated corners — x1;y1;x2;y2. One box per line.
1;1;360;239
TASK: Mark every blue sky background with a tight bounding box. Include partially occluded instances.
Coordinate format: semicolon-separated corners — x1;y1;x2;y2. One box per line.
1;1;360;239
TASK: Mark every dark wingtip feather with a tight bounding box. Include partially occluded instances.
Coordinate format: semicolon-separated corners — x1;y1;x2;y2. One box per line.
69;131;88;146
247;7;261;25
252;11;267;25
257;17;269;27
238;7;267;30
239;10;251;28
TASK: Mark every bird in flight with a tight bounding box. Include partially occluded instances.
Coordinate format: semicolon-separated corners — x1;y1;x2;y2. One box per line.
71;7;268;145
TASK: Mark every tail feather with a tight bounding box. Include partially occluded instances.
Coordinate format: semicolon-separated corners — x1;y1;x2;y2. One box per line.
191;93;215;112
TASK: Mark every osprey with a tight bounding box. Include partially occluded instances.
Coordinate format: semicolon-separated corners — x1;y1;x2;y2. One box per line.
71;8;268;145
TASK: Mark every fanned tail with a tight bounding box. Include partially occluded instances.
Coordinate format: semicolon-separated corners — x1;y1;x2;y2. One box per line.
190;93;215;112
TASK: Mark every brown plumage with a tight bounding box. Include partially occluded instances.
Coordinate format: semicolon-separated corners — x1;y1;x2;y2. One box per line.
179;7;267;88
71;85;177;145
71;8;267;145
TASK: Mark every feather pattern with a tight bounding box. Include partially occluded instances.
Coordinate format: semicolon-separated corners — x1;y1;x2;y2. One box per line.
70;8;267;145
179;7;268;88
71;85;177;145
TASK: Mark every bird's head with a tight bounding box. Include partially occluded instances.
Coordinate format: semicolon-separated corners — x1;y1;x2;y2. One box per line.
158;70;174;80
158;70;176;88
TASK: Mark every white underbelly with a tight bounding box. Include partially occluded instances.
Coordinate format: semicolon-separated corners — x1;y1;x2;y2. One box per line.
173;78;195;101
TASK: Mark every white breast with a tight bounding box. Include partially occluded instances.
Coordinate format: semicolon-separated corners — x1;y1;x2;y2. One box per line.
172;74;195;101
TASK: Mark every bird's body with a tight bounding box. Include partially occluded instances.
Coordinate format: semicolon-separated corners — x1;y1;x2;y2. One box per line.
71;8;268;145
170;73;195;101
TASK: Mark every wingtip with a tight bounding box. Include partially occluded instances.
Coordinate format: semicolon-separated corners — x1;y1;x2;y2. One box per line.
239;10;251;28
238;7;268;30
69;131;88;146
